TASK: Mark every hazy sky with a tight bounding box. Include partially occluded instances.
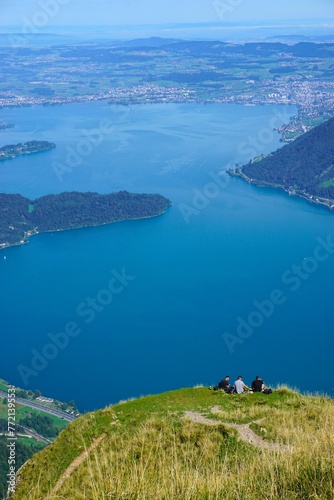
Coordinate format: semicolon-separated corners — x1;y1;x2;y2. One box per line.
1;0;334;26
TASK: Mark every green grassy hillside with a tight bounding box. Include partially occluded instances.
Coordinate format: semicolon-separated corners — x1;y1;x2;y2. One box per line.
12;387;334;500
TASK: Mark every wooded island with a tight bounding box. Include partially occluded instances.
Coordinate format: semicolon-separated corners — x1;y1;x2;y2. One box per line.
0;140;55;161
0;191;171;248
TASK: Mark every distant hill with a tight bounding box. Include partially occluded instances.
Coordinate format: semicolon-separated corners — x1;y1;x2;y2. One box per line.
230;117;334;209
11;387;334;499
0;191;171;249
116;36;183;47
265;35;334;44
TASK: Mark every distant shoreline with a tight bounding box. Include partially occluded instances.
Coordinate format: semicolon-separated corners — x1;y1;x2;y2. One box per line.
228;168;334;211
0;204;172;252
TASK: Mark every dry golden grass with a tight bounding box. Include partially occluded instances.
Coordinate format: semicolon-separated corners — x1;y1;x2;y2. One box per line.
13;387;334;500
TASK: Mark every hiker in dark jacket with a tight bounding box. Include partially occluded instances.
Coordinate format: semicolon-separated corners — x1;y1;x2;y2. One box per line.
251;376;265;392
218;376;233;393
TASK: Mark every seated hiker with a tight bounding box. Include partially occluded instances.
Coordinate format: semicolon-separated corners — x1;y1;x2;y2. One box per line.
233;375;251;394
251;376;265;393
218;375;233;393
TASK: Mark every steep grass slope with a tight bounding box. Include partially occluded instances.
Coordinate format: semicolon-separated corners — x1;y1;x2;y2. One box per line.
12;387;334;500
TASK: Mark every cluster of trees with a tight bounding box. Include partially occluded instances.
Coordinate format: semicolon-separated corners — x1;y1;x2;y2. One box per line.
0;438;42;499
0;419;9;432
55;400;77;412
0;191;171;247
241;117;334;201
30;191;171;231
0;193;31;245
0;412;46;499
0;407;58;439
14;389;41;400
18;414;59;438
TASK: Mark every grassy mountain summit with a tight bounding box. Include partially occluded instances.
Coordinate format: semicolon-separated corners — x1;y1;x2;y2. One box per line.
12;387;334;499
230;117;334;209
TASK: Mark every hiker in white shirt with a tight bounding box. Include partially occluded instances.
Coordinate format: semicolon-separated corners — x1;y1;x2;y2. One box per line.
234;375;250;394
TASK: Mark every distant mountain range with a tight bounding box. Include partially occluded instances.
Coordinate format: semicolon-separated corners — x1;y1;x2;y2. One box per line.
2;32;334;45
113;36;183;47
265;35;334;44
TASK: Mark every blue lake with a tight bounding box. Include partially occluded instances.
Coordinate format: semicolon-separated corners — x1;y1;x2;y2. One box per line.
0;102;333;411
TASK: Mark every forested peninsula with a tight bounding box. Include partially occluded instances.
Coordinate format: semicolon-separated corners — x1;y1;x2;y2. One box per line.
0;191;171;249
0;140;55;161
229;117;334;209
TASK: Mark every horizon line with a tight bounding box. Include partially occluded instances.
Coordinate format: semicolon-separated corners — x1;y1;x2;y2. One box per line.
1;19;334;28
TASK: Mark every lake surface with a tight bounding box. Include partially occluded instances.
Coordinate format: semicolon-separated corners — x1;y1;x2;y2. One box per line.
1;102;333;411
